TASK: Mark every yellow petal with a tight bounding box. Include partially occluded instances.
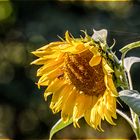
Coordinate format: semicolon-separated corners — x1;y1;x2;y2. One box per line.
44;91;52;101
61;87;77;122
46;66;63;80
46;78;65;92
89;55;101;67
31;52;62;65
106;93;116;113
104;75;118;97
75;43;85;51
84;43;99;54
84;110;92;127
84;96;93;126
104;108;116;125
37;42;64;51
91;109;102;129
91;97;99;121
102;58;114;74
50;83;67;113
59;44;78;54
52;84;72;112
65;31;72;43
31;48;55;57
37;59;64;76
37;64;63;87
73;93;86;127
38;77;50;87
97;100;105;120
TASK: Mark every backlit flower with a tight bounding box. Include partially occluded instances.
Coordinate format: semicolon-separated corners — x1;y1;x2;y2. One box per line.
31;31;118;131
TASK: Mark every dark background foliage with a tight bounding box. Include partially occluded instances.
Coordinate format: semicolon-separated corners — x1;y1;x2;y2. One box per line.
0;0;140;139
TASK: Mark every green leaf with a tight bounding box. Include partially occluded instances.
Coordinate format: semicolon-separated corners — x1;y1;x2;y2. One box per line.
119;90;140;116
49;118;73;140
124;57;140;72
120;41;140;57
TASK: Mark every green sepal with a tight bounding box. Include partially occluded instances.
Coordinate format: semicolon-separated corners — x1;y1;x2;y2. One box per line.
119;90;140;116
49;118;73;140
114;65;128;89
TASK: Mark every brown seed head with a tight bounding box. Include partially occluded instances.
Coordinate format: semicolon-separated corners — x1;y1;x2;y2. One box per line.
65;50;106;96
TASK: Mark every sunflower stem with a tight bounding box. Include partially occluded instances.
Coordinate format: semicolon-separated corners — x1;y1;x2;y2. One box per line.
127;71;140;139
116;109;134;129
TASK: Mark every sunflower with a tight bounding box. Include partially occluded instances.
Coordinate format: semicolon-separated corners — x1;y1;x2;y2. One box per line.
31;31;118;131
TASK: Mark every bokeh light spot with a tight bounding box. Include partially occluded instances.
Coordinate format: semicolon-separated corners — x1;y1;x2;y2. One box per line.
0;61;14;84
0;0;13;21
18;110;39;133
0;105;14;138
5;42;27;66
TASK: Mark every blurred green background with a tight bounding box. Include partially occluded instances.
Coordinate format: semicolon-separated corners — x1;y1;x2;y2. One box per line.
0;0;140;139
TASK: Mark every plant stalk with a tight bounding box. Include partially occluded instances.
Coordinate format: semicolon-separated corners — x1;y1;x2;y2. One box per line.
127;71;140;139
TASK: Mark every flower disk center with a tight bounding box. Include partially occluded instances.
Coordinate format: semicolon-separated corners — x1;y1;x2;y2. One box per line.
65;50;106;96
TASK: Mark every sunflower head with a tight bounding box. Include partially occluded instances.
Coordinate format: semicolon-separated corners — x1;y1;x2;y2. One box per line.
31;30;119;131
